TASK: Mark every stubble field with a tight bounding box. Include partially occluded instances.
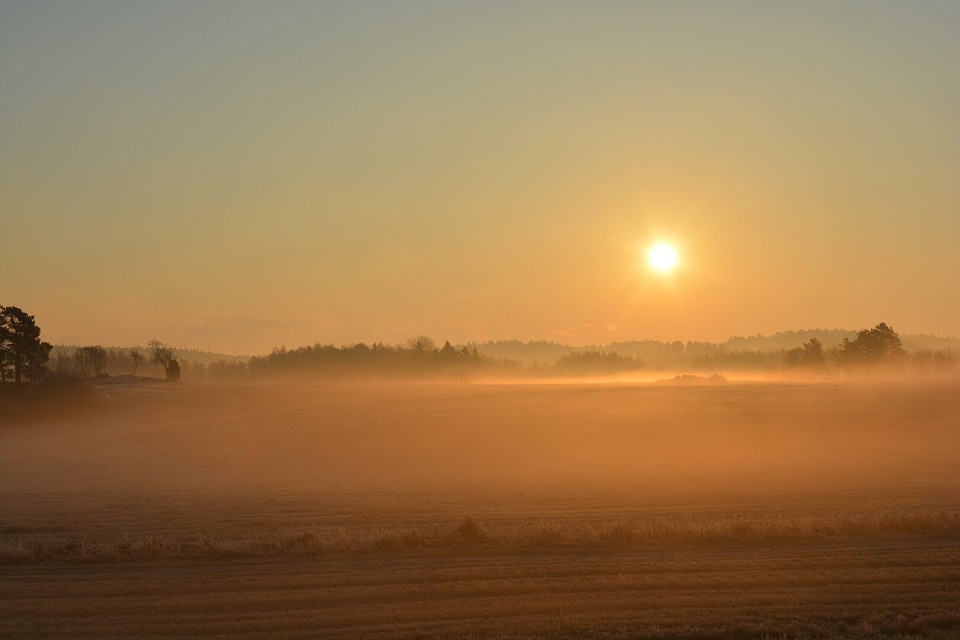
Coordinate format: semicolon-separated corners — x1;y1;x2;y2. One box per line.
1;379;959;639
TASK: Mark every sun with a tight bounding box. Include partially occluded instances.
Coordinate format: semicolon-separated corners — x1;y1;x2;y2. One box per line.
647;242;679;273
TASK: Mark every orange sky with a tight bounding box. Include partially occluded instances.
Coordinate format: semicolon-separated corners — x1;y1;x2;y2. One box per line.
2;2;958;354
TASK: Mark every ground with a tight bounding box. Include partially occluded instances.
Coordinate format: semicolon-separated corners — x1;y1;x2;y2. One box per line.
1;379;958;639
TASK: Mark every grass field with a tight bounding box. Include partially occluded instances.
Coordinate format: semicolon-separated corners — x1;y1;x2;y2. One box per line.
2;380;959;639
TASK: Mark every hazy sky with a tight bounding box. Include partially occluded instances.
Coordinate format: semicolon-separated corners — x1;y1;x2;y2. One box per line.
2;1;958;354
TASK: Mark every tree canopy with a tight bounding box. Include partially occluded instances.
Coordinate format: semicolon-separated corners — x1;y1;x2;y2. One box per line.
148;340;180;381
0;305;52;383
840;322;905;366
783;338;825;369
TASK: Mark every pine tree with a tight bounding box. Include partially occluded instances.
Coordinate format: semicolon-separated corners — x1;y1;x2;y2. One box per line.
0;306;53;383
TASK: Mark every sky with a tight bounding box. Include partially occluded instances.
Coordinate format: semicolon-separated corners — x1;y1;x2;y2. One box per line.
2;1;958;354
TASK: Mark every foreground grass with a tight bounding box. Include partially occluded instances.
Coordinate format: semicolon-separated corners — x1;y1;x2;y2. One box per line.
3;540;959;639
3;507;960;564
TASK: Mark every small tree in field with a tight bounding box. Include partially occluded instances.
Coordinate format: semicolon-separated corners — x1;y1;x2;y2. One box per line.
840;322;905;368
166;359;181;382
72;348;90;378
148;340;176;379
85;346;108;377
129;349;144;376
52;343;71;376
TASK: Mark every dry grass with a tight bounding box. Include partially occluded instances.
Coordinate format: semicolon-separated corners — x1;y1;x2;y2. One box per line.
3;539;959;639
3;507;960;564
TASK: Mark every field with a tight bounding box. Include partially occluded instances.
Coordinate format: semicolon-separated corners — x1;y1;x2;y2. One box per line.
2;379;959;639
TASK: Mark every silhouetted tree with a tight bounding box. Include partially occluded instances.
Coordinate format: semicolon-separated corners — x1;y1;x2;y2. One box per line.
246;337;483;379
0;305;52;383
783;338;825;369
72;348;90;378
407;335;437;354
84;346;108;377
840;322;905;367
148;339;176;378
51;343;71;376
166;359;181;382
129;349;144;376
440;340;457;359
70;346;107;378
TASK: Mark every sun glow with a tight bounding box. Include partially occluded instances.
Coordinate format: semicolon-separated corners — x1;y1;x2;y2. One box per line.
648;242;679;273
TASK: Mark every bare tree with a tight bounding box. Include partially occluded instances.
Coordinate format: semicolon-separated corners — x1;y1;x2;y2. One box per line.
73;348;90;378
52;343;71;375
71;346;108;378
86;346;108;377
148;339;175;378
129;349;144;376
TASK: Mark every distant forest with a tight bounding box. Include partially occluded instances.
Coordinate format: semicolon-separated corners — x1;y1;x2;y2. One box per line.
29;331;960;383
2;304;958;385
476;330;960;367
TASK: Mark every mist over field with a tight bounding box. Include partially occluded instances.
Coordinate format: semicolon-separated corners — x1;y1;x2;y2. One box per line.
3;379;960;638
4;380;959;495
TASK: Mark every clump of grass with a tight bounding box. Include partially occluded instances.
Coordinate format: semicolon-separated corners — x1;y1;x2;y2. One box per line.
454;517;487;544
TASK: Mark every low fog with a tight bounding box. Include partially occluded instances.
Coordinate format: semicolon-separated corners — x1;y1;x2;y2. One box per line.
3;380;958;500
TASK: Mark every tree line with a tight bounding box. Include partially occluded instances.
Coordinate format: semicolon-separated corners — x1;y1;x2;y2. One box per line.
1;304;956;385
0;306;185;384
247;336;483;379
